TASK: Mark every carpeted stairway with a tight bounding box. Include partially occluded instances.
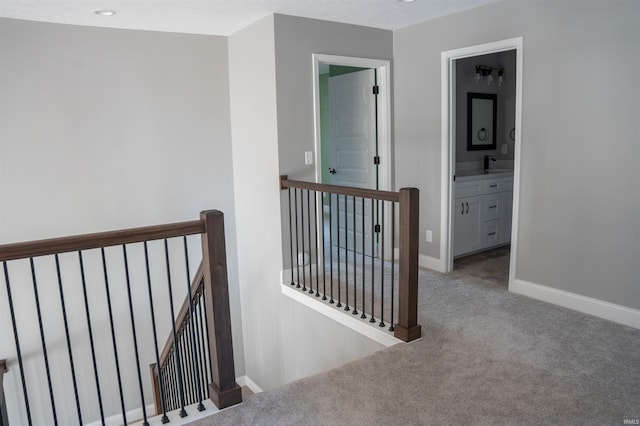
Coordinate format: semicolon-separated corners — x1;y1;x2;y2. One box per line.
188;255;640;425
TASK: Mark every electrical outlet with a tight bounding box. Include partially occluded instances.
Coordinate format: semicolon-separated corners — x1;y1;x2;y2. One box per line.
426;229;433;243
305;151;313;165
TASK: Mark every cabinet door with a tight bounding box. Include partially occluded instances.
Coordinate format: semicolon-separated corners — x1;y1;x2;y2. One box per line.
454;196;483;256
501;191;513;244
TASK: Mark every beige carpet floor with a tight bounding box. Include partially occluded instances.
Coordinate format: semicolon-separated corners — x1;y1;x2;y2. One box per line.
188;248;640;425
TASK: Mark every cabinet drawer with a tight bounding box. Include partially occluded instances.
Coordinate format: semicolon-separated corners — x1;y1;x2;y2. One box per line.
455;180;484;198
483;195;501;221
484;178;503;194
482;220;500;245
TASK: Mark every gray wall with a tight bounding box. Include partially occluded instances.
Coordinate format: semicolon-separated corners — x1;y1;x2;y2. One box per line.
274;14;393;181
394;0;640;309
273;14;394;264
0;18;244;424
228;14;389;392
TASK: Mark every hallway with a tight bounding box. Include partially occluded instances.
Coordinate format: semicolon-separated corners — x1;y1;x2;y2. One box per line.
188;261;640;425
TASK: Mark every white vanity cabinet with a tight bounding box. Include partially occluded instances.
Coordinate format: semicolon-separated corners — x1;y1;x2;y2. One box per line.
454;173;513;257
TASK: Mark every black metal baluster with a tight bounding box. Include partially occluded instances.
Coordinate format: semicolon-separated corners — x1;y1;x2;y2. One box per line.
307;190;313;294
122;245;149;426
166;354;176;411
162;366;172;412
201;289;212;398
321;192;327;301
294;188;301;288
361;198;367;319
314;191;320;297
380;202;386;328
101;248;127;424
352;196;358;315
78;252;105;425
164;239;188;417
54;254;82;425
2;262;33;426
196;293;210;397
29;258;58;426
336;193;342;308
178;330;190;404
184;322;195;404
301;189;307;292
143;242;169;423
288;188;295;286
345;195;350;311
194;294;208;406
370;200;376;324
184;237;205;411
390;203;396;332
329;193;334;304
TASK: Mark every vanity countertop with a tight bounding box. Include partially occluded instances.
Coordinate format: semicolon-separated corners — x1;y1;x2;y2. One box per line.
455;169;514;182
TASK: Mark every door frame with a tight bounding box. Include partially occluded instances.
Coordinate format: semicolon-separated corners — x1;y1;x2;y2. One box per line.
312;54;392;193
312;54;393;259
440;37;523;291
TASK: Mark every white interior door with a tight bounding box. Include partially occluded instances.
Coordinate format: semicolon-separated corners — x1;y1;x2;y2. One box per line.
328;69;377;256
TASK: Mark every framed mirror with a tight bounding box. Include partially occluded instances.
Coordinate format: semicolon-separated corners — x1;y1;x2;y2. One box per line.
467;92;497;151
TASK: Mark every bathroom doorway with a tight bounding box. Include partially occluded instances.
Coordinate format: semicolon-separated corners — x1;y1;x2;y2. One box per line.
440;38;523;292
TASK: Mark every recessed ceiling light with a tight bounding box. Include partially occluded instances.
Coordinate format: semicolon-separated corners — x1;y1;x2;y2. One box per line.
398;0;416;3
94;9;116;16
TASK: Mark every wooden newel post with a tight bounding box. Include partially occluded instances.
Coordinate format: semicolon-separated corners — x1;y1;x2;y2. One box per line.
394;188;422;342
200;210;242;409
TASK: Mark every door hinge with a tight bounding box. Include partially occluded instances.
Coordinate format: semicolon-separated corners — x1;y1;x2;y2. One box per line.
372;85;379;95
374;224;381;233
373;156;380;165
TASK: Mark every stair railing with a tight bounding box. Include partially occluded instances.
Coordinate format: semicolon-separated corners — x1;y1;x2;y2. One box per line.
280;176;421;342
0;210;241;425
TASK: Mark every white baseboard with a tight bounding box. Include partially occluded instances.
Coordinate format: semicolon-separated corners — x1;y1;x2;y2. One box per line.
86;403;155;426
393;249;445;273
236;375;263;394
510;278;640;330
419;254;445;273
281;284;401;347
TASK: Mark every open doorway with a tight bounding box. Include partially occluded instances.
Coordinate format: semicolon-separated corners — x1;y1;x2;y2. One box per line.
440;38;523;291
312;54;392;259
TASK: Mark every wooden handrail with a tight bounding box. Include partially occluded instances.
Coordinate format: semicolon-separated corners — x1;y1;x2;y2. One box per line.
280;175;400;203
0;220;205;262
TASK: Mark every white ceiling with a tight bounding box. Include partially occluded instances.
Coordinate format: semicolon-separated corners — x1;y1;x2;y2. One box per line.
0;0;505;36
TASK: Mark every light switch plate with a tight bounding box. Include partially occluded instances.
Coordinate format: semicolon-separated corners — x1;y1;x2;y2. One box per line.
305;151;313;165
501;144;508;154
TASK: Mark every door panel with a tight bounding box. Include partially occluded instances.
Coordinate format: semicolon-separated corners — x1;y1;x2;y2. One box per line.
328;69;377;256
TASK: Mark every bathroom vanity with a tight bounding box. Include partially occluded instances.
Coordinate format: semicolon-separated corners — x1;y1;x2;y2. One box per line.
454;170;513;257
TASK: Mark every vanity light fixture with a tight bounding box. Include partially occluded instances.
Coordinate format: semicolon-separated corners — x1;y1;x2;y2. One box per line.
475;64;504;87
94;9;116;16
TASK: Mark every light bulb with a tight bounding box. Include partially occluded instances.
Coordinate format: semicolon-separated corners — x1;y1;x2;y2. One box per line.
487;72;494;86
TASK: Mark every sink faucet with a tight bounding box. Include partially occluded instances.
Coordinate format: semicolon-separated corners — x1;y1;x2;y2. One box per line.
483;155;496;171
